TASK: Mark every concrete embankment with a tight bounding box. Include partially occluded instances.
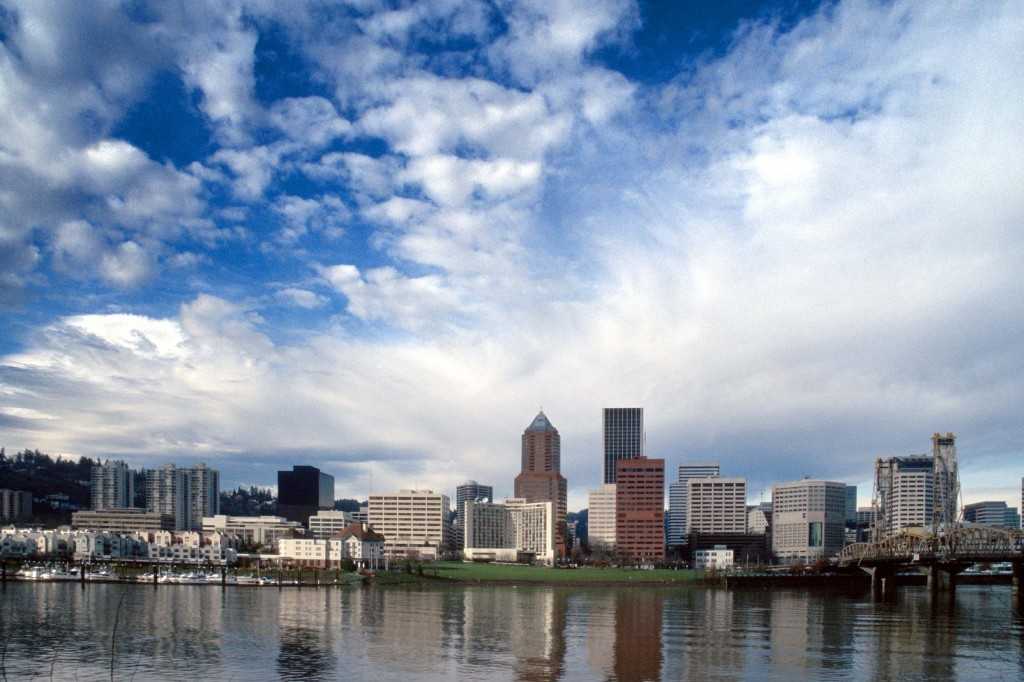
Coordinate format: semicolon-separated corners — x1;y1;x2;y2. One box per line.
724;573;1012;588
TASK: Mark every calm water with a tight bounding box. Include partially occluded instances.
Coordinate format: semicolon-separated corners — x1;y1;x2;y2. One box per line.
1;581;1022;681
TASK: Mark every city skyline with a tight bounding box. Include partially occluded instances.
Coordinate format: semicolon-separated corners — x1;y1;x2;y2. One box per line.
0;1;1022;514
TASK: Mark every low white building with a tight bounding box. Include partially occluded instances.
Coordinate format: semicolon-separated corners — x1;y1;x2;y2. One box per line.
278;523;385;569
308;510;354;539
201;515;300;550
693;545;734;571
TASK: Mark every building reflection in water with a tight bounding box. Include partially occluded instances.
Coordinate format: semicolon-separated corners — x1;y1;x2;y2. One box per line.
276;588;337;681
613;589;662;681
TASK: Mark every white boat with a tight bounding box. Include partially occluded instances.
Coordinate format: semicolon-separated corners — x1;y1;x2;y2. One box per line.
18;567;50;580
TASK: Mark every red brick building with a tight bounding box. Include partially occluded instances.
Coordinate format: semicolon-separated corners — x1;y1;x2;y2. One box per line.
615;457;665;561
514;411;568;557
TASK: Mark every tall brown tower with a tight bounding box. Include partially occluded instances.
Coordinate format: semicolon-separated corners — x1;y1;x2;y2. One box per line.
514;411;568;557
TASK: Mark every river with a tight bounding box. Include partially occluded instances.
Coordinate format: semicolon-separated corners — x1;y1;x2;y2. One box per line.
1;582;1021;680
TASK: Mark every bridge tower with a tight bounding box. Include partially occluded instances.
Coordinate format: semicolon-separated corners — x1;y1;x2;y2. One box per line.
931;432;960;533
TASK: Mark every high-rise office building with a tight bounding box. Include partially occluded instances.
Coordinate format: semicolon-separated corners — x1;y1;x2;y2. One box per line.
772;479;847;563
278;465;334;526
874;454;934;537
747;505;770;534
367;489;450;559
844;485;857;525
587;484;617;550
603;408;644;484
963;501;1018;528
686;477;747;534
615;457;665;561
455;480;493;551
931;433;959;530
667;462;720;546
1021;478;1024;530
144;464;191;530
187;463;220;530
90;460;134;510
514;411;568;557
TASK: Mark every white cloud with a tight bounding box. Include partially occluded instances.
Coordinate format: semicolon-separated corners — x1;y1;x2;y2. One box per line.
275;287;327;309
2;0;1023;513
99;241;153;287
487;0;638;85
268;96;352;148
358;74;571;159
321;263;464;330
300;152;399;201
272;194;349;242
400;155;542;206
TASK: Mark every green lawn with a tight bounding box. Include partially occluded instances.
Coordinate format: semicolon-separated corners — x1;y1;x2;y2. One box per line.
425;561;702;584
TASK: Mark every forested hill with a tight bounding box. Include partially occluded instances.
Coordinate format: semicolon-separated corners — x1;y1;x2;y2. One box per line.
0;448;94;524
0;448;93;503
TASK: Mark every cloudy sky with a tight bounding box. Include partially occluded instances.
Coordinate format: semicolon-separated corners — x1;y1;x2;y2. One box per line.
1;0;1022;512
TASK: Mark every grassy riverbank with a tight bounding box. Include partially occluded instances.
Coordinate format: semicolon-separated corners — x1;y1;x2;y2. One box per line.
382;561;704;586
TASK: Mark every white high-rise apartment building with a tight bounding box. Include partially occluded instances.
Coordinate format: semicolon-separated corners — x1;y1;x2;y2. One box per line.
187;464;220;530
667;463;721;545
686;477;746;534
145;465;191;530
144;464;220;531
587;484;617;549
772;480;847;563
90;460;134;510
368;489;450;560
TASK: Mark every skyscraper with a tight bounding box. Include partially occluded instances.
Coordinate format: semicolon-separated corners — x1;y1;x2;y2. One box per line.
615;457;665;561
772;479;847;563
455;480;493;551
278;465;334;526
514;411;568;557
686;477;747;534
144;464;191;530
874;455;933;537
931;432;959;530
91;460;134;510
187;463;220;530
587;484;617;550
667;462;720;546
845;485;857;525
603;408;644;484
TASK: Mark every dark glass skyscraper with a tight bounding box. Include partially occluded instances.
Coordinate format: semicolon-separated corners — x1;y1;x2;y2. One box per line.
603;407;644;484
277;465;334;526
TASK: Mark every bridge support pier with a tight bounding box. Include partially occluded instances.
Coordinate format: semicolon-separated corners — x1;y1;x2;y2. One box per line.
1013;561;1023;609
863;566;896;600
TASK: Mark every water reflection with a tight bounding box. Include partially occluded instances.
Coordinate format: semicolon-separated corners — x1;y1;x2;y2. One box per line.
277;589;337;681
0;582;1021;680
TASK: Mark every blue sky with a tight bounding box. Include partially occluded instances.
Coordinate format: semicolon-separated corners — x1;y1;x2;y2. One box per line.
1;0;1022;511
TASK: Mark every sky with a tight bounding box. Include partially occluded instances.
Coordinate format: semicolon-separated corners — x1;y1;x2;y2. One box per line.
1;0;1022;513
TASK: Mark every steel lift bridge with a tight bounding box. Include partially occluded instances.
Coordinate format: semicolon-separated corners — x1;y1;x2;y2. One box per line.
837;434;1024;603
